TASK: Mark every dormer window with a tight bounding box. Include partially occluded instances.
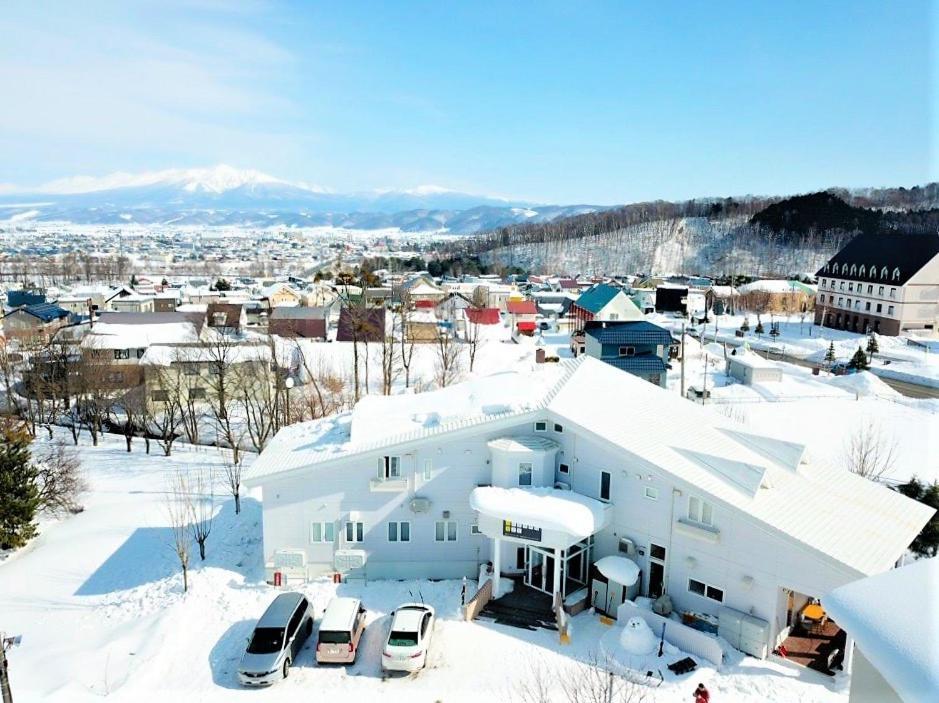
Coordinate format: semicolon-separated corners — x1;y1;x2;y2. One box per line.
850;264;857;276
893;267;900;281
858;265;865;277
881;266;889;279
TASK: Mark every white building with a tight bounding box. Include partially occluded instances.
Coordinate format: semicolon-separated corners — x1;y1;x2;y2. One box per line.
245;357;932;660
823;557;938;703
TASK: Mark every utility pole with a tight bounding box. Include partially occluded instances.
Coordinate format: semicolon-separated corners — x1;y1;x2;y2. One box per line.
680;322;686;399
702;323;709;405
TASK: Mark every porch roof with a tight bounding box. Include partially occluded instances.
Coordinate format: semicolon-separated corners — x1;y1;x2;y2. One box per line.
470;486;611;540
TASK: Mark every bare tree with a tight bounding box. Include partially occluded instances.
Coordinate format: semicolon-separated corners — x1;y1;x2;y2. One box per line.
397;292;417;389
149;366;185;456
511;653;647;703
166;472;192;592
237;359;279;452
845;420;898;481
33;438;86;515
223;454;245;515
378;318;399;395
465;310;483;372
188;468;215;561
433;328;463;388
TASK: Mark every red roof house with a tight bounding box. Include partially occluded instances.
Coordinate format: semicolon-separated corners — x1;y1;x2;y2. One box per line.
465;307;501;325
506;300;537;315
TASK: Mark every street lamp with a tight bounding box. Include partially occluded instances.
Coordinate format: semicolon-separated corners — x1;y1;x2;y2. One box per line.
284;376;295;426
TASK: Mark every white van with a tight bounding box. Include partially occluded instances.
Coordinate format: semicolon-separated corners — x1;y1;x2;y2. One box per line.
316;597;367;664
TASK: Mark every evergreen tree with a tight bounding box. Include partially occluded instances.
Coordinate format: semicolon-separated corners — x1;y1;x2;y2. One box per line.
824;341;836;364
894;477;939;557
866;333;879;362
161;277;169;286
849;346;870;370
213;278;231;292
0;421;40;550
754;317;764;336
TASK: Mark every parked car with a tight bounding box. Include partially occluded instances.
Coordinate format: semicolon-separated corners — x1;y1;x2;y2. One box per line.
381;603;435;672
831;362;858;376
316;597;367;664
238;592;313;686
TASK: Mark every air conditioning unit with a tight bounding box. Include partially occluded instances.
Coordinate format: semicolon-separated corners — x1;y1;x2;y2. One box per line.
618;538;637;557
265;548;307;585
334;549;367;572
409;497;431;513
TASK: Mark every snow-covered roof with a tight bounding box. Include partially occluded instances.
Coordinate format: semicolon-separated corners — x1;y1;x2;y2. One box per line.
245;357;932;576
738;279;807;295
469;487;611;539
822;558;939;702
140;343;271;366
80;321;199;349
594;555;640;587
728;351;778;369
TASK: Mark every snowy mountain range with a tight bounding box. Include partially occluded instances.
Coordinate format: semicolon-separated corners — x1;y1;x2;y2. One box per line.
0;165;601;233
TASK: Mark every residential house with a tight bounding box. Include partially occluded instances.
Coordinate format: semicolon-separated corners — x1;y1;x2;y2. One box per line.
153;291;179;313
401;276;446;305
6;289;46;309
823;557;938;703
464;307;501;327
655;285;689;315
1;303;71;343
815;231;939;335
206;302;247;333
405;310;441;342
269;306;329;340
244;357;931;666
569;283;644;331
582;320;673;387
705;286;741;316
109;294;155;314
261;282;303;308
56;295;93;317
506;299;537;336
726;351;782;385
336;307;386;343
738;280;815;315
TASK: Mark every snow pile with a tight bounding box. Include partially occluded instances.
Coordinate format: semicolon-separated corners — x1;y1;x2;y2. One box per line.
595;556;640;587
469;487;610;538
827;370;900;398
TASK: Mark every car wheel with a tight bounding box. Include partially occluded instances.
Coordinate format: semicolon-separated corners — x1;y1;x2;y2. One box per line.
283;659;290;679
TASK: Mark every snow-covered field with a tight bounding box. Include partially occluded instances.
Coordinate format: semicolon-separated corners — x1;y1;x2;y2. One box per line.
0;432;854;703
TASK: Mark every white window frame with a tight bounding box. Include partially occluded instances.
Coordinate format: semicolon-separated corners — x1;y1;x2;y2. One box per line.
644;486;659;501
345;521;364;543
471;523;482;535
518;461;533;487
383;455;401;479
534;421;547;432
888;305;895;316
618;345;635;357
688;578;724;603
422;459;432;481
558;462;569;475
553;423;563;433
310;521;336;543
435;520;458;542
387;520;411;542
688;496;714;526
600;470;612;501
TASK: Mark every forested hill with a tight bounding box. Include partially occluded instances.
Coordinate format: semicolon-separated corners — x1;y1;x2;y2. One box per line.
469;184;939;278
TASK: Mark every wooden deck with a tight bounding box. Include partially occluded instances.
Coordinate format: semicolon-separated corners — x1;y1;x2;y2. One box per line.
780;620;845;675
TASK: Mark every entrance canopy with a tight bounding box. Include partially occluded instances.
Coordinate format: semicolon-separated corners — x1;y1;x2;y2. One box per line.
470;486;611;549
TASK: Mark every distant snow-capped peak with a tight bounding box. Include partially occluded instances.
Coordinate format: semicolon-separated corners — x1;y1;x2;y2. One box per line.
32;164;312;195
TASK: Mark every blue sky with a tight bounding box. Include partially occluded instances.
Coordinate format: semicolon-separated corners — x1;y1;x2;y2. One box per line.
0;0;934;204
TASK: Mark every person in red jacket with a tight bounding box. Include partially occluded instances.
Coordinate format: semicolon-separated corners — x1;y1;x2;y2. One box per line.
693;682;711;703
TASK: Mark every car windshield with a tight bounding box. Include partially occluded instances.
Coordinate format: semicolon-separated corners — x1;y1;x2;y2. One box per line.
247;627;284;654
388;630;419;647
318;630;351;645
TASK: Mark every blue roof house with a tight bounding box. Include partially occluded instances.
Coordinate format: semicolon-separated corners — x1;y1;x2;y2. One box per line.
583;320;674;388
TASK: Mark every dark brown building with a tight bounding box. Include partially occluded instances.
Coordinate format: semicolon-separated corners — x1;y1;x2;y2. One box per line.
269;306;328;339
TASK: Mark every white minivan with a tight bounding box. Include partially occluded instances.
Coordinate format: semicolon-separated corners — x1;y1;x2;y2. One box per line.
316;597;367;664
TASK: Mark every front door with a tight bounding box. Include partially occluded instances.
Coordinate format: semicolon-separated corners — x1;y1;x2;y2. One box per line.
525;547;555;595
591;579;609;613
648;561;665;599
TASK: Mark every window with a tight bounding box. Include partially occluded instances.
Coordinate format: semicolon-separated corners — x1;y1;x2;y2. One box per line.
819;294;825;304
553;423;563;433
650;543;666;561
838;297;844;306
559;463;569;475
865;302;871;311
518;462;533;486
819;278;826;287
183;365;199;376
113;349;130;360
876;304;882;313
345;521;364;543
422;459;432;481
516;547;526;569
151;390;169;402
534;421;547;432
688;496;714;526
878;285;884;296
136;348;145;359
854;300;860;310
888;305;895;316
600;471;611;501
848;282;853;292
189;387;206;400
846;298;852;309
618;345;635;357
688;579;724;603
890;287;896;299
435;520;457;542
387;521;410;542
310;521;336;543
867;285;873;294
839;281;845;291
644;486;659;500
858;266;865;277
382;456;401;479
881;266;888;279
893;268;900;281
471;523;482;535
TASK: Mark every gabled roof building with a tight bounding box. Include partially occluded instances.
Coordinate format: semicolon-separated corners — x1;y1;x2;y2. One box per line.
245;357;932;664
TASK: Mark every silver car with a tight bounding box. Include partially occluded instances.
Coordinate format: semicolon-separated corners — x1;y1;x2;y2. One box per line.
238;592;313;687
382;603;435;673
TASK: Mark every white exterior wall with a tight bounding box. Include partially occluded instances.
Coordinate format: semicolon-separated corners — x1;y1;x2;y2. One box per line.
596;293;644;322
257;415;865;653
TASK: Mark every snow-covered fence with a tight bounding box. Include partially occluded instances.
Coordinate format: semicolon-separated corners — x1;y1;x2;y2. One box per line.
616;601;723;667
462;577;493;622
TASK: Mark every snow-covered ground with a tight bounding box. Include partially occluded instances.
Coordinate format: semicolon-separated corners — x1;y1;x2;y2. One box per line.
0;431;853;703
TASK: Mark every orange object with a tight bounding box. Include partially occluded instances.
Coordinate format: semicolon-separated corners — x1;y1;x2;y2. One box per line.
803;603;825;620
